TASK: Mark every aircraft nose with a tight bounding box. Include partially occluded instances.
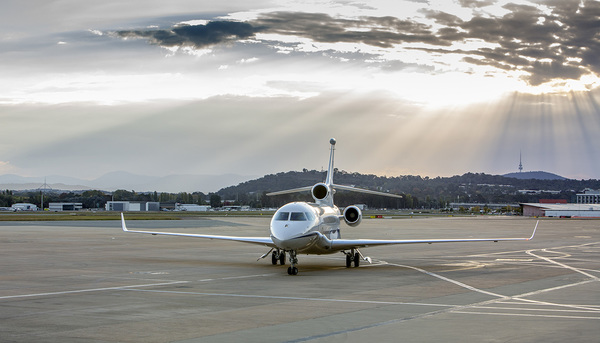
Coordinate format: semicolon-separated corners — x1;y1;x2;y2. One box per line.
271;221;295;241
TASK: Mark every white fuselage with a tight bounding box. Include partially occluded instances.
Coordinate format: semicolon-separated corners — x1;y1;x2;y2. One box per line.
270;202;342;254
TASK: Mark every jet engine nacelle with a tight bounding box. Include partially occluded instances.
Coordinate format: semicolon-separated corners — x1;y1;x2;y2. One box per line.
311;183;330;201
343;205;362;227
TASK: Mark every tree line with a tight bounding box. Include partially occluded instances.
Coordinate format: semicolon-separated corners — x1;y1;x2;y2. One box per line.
2;170;599;210
218;170;600;209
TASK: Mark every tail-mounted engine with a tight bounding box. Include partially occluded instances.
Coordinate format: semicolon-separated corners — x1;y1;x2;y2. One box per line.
343;205;362;227
311;183;330;202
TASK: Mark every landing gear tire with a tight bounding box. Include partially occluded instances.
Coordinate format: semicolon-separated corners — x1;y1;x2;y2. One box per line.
287;266;298;275
353;252;360;267
271;251;278;265
279;251;286;265
346;254;352;268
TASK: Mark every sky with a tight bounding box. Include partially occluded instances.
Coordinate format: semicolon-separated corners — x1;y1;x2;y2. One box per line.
1;0;600;188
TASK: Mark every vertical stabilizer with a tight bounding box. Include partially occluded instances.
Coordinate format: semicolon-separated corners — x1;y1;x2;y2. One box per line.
325;138;336;186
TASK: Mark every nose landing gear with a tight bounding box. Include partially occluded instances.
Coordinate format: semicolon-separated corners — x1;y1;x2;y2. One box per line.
262;249;299;275
287;250;299;275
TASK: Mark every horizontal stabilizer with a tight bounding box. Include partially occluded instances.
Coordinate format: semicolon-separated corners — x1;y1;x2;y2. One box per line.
333;184;403;198
266;184;402;198
266;186;313;196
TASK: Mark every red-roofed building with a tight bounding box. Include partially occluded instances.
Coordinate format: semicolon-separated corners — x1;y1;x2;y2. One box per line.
539;199;567;204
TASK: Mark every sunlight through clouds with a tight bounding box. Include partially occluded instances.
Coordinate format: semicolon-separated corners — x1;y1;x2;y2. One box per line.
1;0;599;182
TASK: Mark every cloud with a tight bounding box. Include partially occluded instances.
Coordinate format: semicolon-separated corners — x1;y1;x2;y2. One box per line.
115;12;451;51
423;0;600;85
457;0;497;8
116;21;260;49
251;12;448;48
113;1;599;88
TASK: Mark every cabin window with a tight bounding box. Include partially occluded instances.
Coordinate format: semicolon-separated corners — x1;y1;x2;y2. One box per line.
275;212;289;221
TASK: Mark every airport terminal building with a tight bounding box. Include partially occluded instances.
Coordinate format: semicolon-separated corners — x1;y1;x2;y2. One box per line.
577;189;600;204
49;202;83;211
521;203;600;218
105;201;160;212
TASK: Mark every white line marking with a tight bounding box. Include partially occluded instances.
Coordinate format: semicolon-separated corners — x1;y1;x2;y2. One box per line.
471;305;600;314
526;249;599;280
383;261;508;299
0;281;188;301
453;311;600;320
198;273;276;282
121;288;455;308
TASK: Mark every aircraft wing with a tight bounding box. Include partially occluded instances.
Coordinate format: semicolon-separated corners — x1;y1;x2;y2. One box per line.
328;221;538;251
120;213;276;248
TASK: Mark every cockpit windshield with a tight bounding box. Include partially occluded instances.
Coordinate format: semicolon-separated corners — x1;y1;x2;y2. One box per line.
290;212;307;221
275;210;315;221
275;212;289;221
291;211;316;221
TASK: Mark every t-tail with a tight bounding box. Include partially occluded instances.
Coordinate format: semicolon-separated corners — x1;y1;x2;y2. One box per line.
309;138;337;207
266;138;402;208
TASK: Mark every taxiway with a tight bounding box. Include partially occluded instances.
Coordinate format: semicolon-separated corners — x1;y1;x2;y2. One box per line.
1;216;598;342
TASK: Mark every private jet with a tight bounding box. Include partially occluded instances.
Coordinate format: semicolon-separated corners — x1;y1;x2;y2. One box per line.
121;138;537;275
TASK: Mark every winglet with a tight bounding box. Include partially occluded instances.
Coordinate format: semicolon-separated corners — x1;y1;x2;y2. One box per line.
121;213;129;232
528;220;539;240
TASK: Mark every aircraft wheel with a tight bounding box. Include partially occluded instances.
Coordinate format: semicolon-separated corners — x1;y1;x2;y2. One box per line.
279;251;286;265
353;253;360;267
346;254;352;268
287;266;299;275
271;251;278;265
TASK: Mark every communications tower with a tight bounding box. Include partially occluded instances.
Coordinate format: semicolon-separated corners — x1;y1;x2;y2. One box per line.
518;151;523;173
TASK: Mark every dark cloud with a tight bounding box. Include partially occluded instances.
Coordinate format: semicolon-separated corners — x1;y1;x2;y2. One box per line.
422;0;600;85
116;1;599;86
251;12;449;48
117;21;260;48
117;12;450;50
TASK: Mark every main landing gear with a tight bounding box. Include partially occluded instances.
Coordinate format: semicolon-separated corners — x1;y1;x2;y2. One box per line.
345;248;364;268
271;249;286;265
262;248;370;275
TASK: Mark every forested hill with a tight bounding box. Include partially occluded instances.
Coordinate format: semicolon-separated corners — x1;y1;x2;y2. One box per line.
503;171;565;180
218;170;600;209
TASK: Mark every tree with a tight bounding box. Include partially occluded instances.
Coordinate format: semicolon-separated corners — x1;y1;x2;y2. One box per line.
113;189;135;201
0;190;14;207
210;193;222;208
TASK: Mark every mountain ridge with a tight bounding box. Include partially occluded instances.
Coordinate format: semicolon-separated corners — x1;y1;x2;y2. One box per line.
0;172;257;193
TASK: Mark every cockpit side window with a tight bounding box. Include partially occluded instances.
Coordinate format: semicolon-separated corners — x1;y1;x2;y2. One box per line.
275;212;289;221
290;212;307;221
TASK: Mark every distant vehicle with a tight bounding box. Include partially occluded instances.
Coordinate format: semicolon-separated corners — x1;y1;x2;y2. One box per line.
11;203;38;211
175;204;210;212
122;138;537;275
